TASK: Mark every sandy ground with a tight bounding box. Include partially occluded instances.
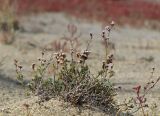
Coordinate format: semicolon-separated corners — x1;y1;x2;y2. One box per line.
0;13;160;115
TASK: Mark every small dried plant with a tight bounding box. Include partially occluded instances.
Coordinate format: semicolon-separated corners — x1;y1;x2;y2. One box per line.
0;0;19;44
117;68;160;116
101;21;115;52
64;23;82;50
23;103;31;116
47;40;69;52
14;59;24;85
15;22;117;113
46;24;81;54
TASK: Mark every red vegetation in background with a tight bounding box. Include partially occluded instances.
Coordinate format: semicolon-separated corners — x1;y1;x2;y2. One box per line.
1;0;160;26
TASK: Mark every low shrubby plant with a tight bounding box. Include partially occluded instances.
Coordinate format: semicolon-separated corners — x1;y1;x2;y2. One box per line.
46;24;81;52
15;21;117;113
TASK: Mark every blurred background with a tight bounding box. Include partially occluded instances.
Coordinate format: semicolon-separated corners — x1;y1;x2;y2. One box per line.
0;0;160;29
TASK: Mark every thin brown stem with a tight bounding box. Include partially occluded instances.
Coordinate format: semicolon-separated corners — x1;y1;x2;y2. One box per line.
140;103;145;116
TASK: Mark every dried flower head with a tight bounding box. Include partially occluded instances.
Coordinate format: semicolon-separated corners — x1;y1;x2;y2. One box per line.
68;24;77;36
42;52;44;56
32;63;36;70
23;103;30;109
102;30;105;38
133;85;141;95
18;65;23;70
90;32;93;39
110;21;115;27
54;51;67;65
105;26;111;32
76;50;91;64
